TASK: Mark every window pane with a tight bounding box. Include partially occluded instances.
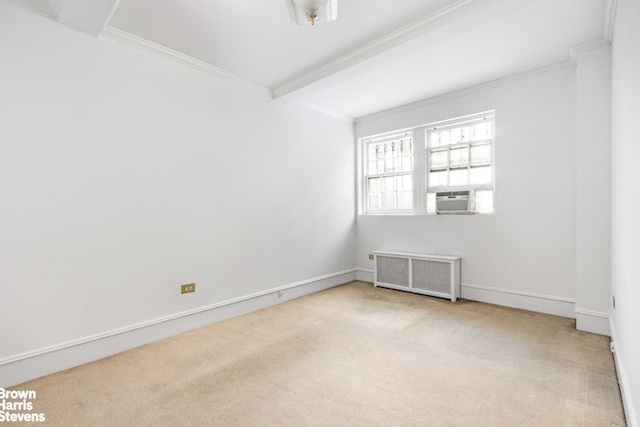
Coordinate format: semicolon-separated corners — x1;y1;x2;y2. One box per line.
402;139;412;155
470;165;492;185
377;160;384;174
370;143;382;159
430;150;448;169
369;193;381;210
393;156;402;172
382;192;396;209
472;122;492;140
383;176;395;191
384;143;393;158
449;168;468;186
402;155;412;172
368;177;381;193
397;174;412;191
475;190;494;213
429;170;447;187
449;147;469;167
470;143;491;164
430;131;439;146
430;130;449;147
450;126;470;144
397;191;413;209
368;161;377;174
384;158;395;173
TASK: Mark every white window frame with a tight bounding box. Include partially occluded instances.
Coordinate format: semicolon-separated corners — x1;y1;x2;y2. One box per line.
425;112;495;214
362;132;414;214
359;111;495;215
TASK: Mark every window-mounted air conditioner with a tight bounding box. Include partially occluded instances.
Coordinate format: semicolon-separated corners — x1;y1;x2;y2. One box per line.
436;190;475;214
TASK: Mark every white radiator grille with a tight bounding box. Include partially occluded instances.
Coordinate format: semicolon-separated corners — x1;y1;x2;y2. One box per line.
376;256;409;287
373;251;461;301
412;259;451;294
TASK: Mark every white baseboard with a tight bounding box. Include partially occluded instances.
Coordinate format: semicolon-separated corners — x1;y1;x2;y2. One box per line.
358;270;578;320
0;270;356;388
461;283;576;318
575;308;611;336
610;318;638;427
356;268;373;282
610;320;639;427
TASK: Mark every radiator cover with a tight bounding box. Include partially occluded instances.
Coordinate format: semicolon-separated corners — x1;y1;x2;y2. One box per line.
373;251;461;301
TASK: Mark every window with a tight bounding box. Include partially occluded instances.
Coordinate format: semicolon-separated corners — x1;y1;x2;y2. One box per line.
361;111;495;215
364;134;413;213
426;113;494;214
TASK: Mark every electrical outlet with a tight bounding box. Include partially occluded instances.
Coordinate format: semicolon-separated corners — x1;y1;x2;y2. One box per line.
181;283;196;294
369;253;375;260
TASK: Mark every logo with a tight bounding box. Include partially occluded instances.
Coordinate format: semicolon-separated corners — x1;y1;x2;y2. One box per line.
0;388;46;423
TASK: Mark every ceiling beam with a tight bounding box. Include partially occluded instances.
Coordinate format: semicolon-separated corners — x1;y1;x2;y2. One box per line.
57;0;121;36
272;0;497;100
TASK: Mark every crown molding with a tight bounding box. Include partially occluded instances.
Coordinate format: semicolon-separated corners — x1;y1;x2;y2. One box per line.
101;26;272;98
569;37;611;64
272;0;497;99
603;0;617;43
356;61;575;124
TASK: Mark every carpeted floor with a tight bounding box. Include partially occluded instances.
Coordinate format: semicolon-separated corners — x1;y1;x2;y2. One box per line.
10;281;625;426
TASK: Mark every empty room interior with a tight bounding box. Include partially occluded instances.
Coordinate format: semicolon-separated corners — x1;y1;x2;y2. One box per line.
1;0;639;425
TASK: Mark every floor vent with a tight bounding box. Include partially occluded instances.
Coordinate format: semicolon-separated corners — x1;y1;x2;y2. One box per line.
373;251;461;301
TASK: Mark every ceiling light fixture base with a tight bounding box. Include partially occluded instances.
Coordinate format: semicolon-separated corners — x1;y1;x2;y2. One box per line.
286;0;338;26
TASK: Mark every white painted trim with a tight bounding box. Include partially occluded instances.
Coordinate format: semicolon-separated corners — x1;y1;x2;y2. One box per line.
272;0;497;99
100;26;272;98
461;282;576;318
574;307;610;336
603;0;618;43
356;61;575;124
0;269;356;388
610;318;638;427
356;268;374;283
358;271;576;318
569;38;611;64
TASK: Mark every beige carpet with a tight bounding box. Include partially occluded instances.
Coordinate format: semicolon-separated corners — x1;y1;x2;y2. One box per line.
10;282;625;426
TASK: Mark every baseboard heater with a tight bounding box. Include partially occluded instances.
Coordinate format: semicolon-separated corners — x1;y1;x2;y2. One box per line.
373;251;461;301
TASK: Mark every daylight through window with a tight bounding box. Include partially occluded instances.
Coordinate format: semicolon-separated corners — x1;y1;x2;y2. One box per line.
361;111;495;215
426;113;495;214
364;134;413;213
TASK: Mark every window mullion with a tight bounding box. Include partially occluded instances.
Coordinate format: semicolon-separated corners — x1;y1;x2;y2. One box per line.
412;128;425;214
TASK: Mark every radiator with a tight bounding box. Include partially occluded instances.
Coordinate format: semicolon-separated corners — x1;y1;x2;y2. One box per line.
373;251;461;301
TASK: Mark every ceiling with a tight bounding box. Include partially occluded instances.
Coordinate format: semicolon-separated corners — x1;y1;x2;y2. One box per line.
19;0;612;120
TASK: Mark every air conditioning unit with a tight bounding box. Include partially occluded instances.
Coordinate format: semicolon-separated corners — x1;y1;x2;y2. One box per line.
436;190;475;214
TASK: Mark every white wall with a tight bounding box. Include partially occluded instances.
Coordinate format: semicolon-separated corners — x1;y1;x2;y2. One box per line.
0;2;355;386
356;68;580;318
610;0;640;424
575;45;612;335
